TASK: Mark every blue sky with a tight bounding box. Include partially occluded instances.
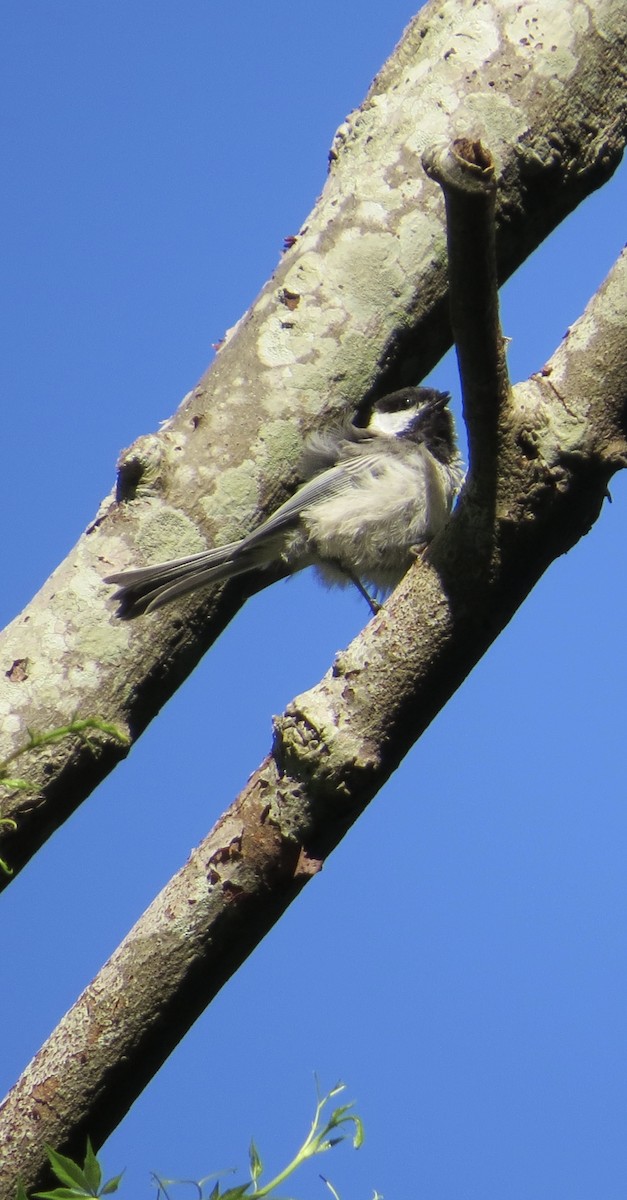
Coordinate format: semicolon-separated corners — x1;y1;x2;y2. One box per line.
1;4;626;1199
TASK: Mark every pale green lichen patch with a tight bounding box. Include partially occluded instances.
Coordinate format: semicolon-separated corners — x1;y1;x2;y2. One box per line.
73;620;125;669
330;230;406;326
433;1;501;64
504;3;588;80
258;376;317;419
381;3;499;104
200;463;261;539
3;629;66;716
256;266;348;370
257;319;320;369
281;251;327;300
0;711;22;737
354;199;388;226
67;658;107;691
397;98;464;162
255;420;302;478
535;45;577;80
130;507;206;562
397;204;445;278
548;405;588;456
465;92;527;153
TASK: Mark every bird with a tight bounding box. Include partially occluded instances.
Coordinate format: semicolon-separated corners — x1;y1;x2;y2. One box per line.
105;386;463;617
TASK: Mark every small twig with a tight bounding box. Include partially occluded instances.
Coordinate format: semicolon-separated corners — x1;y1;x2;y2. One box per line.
422;138;511;493
0;718;129;783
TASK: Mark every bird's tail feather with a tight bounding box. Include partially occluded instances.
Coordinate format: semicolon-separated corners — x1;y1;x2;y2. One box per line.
105;541;250;615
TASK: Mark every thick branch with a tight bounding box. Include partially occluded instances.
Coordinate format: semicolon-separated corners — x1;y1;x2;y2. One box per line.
1;248;626;1199
0;0;625;884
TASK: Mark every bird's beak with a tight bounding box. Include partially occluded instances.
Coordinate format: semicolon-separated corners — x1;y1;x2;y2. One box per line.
423;391;451;415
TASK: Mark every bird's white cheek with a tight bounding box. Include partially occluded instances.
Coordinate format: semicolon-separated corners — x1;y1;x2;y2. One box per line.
368;410;416;436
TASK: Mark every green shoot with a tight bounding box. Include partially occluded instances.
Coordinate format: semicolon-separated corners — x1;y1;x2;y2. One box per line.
18;1083;371;1200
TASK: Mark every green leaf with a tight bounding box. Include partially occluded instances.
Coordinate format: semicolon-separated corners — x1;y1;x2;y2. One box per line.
15;1181;29;1200
44;1146;93;1194
100;1174;124;1195
248;1140;262;1183
351;1116;365;1149
82;1141;101;1194
34;1190;90;1200
219;1186;251;1200
327;1104;353;1125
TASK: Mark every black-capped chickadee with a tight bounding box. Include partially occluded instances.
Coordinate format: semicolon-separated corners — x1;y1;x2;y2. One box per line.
106;387;463;617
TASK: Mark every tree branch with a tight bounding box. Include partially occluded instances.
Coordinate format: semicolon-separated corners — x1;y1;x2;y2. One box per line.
1;0;625;885
2;243;626;1200
422;138;510;485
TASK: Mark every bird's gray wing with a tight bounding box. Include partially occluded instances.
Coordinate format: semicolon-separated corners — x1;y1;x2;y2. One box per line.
239;452;381;548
